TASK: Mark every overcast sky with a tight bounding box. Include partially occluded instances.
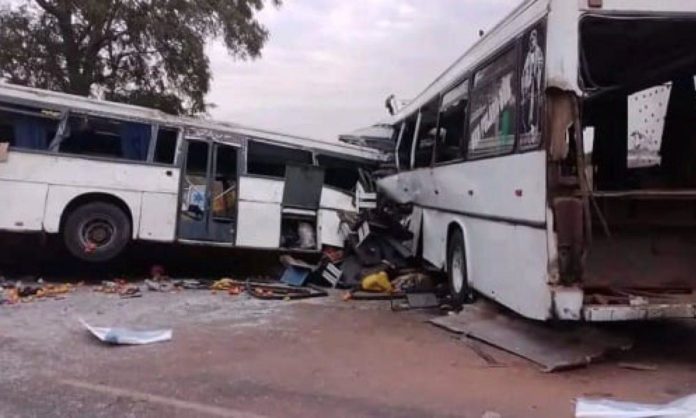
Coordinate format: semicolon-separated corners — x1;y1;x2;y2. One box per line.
206;0;520;141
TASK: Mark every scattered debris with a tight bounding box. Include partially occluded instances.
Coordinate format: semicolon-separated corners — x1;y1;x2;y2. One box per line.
617;362;659;372
1;280;76;305
211;278;243;294
80;319;172;345
145;279;174;292
405;293;439;309
430;302;633;372
245;280;328;301
93;280;141;299
361;271;393;293
575;394;696;417
279;255;315;287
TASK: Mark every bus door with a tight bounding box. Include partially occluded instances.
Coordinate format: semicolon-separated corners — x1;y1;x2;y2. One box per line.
178;138;239;243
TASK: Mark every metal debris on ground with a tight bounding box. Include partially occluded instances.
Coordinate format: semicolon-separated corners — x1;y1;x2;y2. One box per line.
575;394;696;417
80;318;172;345
93;280;141;298
245;280;328;300
279;255;315;287
430;301;633;372
617;362;659;372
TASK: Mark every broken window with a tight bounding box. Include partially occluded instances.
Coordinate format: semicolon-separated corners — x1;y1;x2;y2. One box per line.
247;141;313;178
154;127;179;165
413;101;438;168
397;117;417;170
59;115;152;161
580;17;696;93
0;105;60;150
317;155;363;191
581;17;696;190
437;79;469;163
468;48;518;159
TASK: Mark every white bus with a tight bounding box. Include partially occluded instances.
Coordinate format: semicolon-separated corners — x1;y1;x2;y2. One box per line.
0;83;385;262
374;0;696;321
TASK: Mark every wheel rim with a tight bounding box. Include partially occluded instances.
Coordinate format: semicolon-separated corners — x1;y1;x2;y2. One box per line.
451;246;465;293
79;218;115;250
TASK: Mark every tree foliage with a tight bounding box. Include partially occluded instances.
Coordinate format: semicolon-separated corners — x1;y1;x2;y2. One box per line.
0;0;280;114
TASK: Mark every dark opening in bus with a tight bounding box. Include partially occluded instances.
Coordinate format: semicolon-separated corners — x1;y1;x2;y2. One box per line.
578;16;696;296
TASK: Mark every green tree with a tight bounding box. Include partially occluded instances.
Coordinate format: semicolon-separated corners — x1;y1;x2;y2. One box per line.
0;0;281;114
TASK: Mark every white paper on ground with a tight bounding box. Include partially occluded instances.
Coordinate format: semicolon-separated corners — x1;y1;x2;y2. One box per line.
576;395;696;418
80;318;172;345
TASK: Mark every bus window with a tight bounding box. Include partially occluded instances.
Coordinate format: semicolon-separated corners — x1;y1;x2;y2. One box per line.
317;155;361;190
154;127;178;164
59;115;152;161
437;80;469;163
397;117;416;169
468;48;518;159
0;107;59;150
414;103;438;168
520;24;546;150
247;141;313;178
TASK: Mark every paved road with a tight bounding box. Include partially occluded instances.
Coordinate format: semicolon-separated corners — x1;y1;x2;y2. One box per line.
2;287;696;417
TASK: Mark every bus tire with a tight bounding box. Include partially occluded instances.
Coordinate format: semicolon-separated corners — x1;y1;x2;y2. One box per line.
447;230;473;306
63;202;131;263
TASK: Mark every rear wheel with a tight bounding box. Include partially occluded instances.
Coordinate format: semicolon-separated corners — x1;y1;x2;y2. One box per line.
447;230;473;306
63;202;131;262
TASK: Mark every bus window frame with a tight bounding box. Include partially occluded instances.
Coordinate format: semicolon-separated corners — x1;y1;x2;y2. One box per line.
466;43;521;161
432;75;473;167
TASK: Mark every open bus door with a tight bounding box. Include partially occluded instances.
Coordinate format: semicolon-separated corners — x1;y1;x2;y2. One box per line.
177;137;239;244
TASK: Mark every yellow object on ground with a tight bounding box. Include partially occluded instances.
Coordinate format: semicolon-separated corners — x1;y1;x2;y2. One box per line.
361;272;393;293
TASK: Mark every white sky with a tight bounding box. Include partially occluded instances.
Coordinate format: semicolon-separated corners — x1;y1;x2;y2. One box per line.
206;0;521;141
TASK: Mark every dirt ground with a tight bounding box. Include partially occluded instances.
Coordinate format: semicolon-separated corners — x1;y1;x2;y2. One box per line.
2;281;696;418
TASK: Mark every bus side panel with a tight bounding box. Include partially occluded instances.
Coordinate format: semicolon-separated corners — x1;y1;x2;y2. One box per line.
424;208;553;320
235;201;281;248
429;151;547;224
139;192;178;242
43;185;142;238
421;208;447;269
318;209;343;248
0;179;48;232
0;151;179;193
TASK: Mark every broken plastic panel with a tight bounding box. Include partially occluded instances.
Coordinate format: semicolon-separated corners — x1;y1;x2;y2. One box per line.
80;319;172;345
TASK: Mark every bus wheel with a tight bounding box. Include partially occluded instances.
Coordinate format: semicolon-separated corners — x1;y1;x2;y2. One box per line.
63;202;131;262
447;231;473;306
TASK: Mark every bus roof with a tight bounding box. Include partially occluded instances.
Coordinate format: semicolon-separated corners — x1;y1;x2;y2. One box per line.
0;82;387;162
386;0;548;124
384;0;696;126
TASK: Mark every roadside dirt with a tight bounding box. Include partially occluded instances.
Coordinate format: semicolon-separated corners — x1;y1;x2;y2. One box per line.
2;284;696;418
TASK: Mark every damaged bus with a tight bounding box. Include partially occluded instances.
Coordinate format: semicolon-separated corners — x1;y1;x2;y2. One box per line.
0;83;385;262
375;0;696;321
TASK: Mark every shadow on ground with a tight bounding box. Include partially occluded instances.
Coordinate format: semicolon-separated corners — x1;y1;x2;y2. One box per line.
0;232;305;281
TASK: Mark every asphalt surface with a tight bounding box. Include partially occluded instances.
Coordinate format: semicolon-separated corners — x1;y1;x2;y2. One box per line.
3;283;696;418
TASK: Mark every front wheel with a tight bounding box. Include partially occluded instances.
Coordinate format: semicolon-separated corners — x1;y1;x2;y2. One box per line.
447;230;473;306
63;202;131;262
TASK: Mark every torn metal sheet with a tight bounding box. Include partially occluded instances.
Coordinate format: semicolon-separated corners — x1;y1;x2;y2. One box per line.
80;319;172;345
575;395;696;418
430;303;632;372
